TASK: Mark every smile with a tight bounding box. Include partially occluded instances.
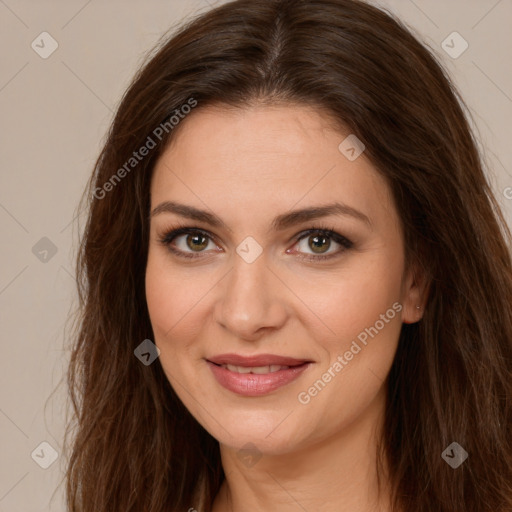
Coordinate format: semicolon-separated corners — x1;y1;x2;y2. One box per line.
206;359;312;396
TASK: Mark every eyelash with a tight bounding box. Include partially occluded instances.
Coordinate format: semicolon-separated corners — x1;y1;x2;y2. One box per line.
156;223;354;262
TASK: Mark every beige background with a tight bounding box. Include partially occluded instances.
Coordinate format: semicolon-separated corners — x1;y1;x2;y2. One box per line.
0;0;511;510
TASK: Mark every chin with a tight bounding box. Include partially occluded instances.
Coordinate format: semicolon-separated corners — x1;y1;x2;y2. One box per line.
200;408;304;455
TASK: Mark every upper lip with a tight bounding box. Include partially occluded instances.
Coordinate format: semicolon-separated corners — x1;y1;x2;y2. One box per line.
207;353;312;367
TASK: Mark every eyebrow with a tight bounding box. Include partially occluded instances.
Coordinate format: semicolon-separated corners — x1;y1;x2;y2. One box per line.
150;200;372;230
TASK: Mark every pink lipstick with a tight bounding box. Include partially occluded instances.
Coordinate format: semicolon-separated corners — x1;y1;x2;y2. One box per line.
206;353;312;396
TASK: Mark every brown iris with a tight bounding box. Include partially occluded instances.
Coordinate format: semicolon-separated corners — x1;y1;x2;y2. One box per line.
186;233;209;251
308;234;331;254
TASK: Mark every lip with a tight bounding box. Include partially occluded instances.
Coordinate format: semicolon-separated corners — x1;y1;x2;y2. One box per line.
206;357;312;397
207;353;311;367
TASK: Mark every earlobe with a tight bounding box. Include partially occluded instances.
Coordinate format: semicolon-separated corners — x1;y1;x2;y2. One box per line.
402;302;424;325
401;265;429;324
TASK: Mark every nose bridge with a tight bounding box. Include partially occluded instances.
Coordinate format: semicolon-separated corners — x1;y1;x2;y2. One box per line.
230;252;269;302
214;250;287;338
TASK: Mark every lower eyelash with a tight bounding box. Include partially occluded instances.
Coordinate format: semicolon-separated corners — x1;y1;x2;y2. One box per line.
157;224;353;261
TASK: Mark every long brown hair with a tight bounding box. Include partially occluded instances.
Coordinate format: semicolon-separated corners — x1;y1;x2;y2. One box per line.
64;0;512;510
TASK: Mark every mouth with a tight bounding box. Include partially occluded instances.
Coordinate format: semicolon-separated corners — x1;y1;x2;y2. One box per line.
206;354;313;396
212;363;299;374
207;353;312;367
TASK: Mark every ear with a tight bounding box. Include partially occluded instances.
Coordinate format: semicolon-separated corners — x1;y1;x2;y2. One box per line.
401;262;430;324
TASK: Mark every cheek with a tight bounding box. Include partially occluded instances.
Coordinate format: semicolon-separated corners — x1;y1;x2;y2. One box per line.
145;257;176;336
145;252;200;349
145;248;207;332
145;256;195;391
283;311;401;449
295;251;404;399
294;275;403;442
295;250;403;341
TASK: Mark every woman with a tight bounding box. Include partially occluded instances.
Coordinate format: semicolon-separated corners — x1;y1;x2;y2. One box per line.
64;0;512;510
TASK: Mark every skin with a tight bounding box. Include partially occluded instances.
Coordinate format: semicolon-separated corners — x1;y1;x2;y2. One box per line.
145;103;427;512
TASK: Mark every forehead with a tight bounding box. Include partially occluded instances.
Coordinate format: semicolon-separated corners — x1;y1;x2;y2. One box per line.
150;103;396;230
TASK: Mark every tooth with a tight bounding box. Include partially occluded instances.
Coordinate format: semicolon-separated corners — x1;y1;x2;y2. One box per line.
251;365;271;374
226;364;251;373
222;364;292;374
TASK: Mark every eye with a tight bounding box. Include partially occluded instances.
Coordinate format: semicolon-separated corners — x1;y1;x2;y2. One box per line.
290;226;353;261
157;225;353;261
157;227;220;259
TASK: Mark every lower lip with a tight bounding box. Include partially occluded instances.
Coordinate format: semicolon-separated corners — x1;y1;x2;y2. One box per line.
207;361;311;396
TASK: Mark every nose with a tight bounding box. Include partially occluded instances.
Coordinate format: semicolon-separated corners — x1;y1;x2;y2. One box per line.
213;253;288;341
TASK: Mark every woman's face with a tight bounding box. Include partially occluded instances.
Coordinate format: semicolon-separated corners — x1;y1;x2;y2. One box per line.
145;103;422;455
